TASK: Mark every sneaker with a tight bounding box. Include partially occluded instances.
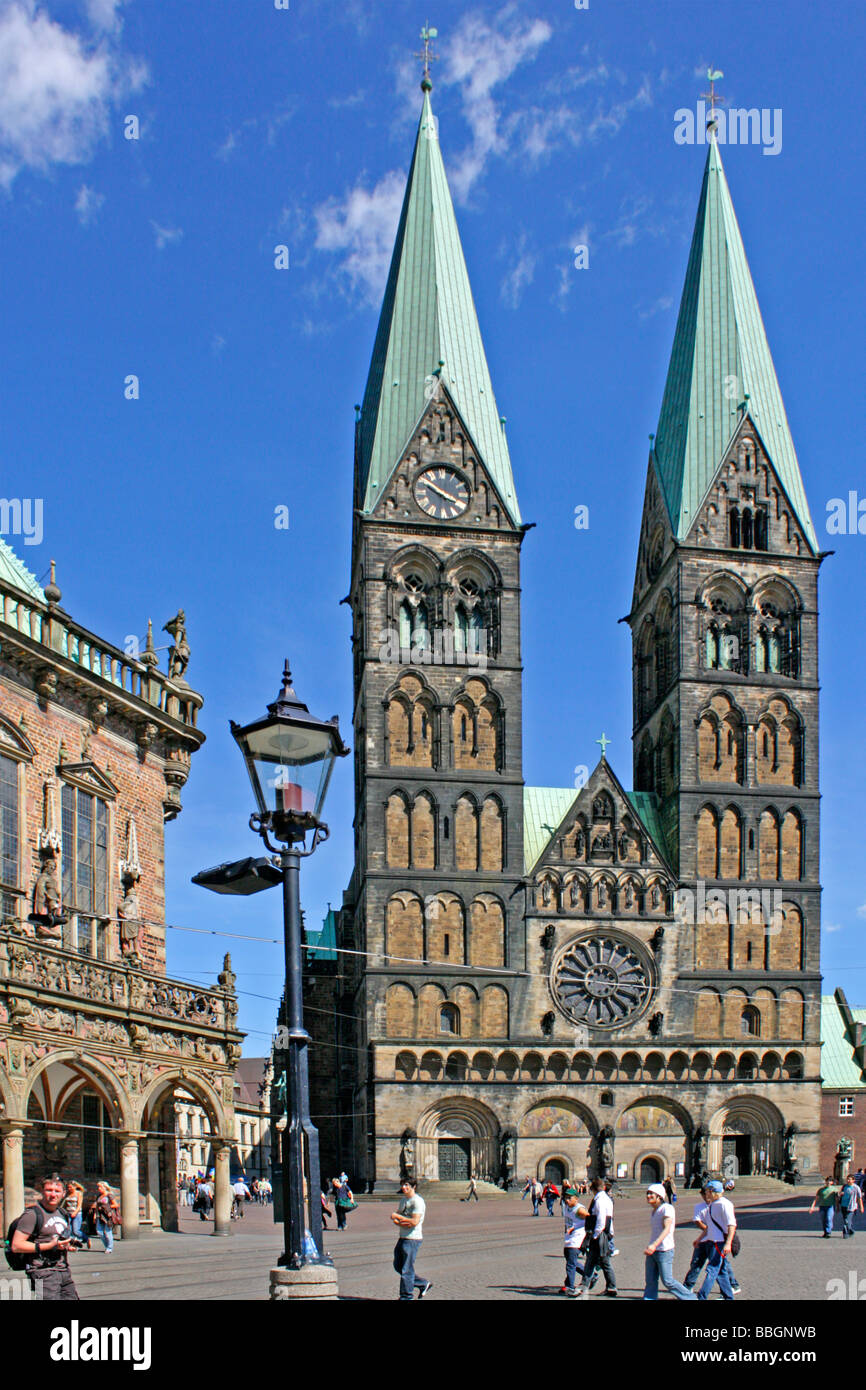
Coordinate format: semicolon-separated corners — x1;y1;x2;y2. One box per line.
417;1280;433;1300
602;1288;617;1297
731;1286;741;1295
611;1248;620;1257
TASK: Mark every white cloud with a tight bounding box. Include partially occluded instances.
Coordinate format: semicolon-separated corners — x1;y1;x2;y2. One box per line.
441;12;552;202
857;904;866;919
313;169;405;304
555;223;590;310
151;220;183;250
84;0;126;33
0;0;145;189
74;181;103;225
211;334;226;356
638;295;674;320
825;923;843;933
500;234;535;308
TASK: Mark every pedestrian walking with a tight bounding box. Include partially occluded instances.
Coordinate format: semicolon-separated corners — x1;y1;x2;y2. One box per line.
259;1177;272;1205
577;1178;617;1298
521;1176;532;1201
529;1178;542;1216
89;1181;120;1253
193;1179;211;1221
332;1175;355;1230
462;1173;479;1202
63;1181;90;1249
695;1180;737;1301
391;1177;432;1300
321;1189;333;1229
683;1183;740;1295
643;1184;695;1300
839;1175;863;1238
9;1174;80;1301
809;1177;841;1237
560;1187;595;1296
542;1180;559;1216
663;1176;677;1206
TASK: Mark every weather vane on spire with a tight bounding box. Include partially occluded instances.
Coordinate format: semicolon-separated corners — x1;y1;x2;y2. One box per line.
415;24;439;89
702;67;725;138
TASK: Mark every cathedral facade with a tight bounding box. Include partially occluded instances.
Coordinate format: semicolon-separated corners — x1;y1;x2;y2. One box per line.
333;83;822;1191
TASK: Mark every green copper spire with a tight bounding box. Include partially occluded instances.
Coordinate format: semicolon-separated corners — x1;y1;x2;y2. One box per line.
357;86;520;525
653;138;817;552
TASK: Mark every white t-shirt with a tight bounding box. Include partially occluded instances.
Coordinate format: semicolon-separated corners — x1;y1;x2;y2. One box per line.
701;1197;735;1243
650;1201;676;1251
398;1193;426;1241
563;1205;587;1249
589;1190;614;1237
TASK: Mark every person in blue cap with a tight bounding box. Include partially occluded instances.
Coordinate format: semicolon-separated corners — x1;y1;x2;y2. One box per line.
683;1180;741;1294
689;1180;737;1300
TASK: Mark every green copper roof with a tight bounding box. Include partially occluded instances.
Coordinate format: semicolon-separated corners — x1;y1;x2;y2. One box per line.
357;89;520;524
653;138;817;553
821;994;866;1091
625;791;670;866
0;537;44;601
523;786;578;873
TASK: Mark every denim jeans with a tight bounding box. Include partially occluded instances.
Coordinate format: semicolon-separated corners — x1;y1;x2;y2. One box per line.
841;1205;857;1237
563;1246;588;1290
96;1219;114;1253
546;1198;556;1216
532;1197;540;1215
644;1249;696;1300
697;1243;734;1300
821;1206;835;1235
684;1242;739;1291
69;1213;84;1241
393;1237;425;1300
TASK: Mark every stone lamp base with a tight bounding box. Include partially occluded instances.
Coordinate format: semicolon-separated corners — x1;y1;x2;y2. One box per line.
269;1265;339;1301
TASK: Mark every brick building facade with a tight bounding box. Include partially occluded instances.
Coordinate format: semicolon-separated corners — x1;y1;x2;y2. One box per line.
0;544;243;1234
326;86;823;1192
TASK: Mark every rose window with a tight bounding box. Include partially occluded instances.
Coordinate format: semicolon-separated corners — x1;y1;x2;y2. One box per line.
552;935;651;1028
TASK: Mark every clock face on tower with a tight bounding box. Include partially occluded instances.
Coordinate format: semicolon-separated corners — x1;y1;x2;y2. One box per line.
414;467;470;520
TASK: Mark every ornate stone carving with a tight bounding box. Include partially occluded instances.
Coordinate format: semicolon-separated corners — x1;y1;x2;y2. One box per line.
118;818;143;962
551;934;651;1029
164;611;191;681
35;668;57;701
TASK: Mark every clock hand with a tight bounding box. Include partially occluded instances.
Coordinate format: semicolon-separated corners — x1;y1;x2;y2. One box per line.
425;480;464;502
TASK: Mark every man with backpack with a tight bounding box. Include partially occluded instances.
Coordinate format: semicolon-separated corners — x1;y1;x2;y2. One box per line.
694;1179;738;1301
7;1173;80;1300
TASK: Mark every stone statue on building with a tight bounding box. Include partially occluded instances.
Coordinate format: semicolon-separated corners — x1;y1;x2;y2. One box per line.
118;882;143;959
690;1126;708;1187
164;610;191;682
400;1130;416;1181
835;1135;853;1182
598;1126;615;1178
30;849;65;937
783;1122;800;1184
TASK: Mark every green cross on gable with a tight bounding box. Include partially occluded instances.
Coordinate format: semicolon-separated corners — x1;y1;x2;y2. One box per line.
596;733;611;759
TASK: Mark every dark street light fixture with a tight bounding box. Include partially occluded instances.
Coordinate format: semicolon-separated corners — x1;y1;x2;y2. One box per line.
229;659;348;1276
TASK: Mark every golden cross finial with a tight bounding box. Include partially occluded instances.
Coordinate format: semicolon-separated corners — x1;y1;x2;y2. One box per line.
701;67;725;136
415;24;439;89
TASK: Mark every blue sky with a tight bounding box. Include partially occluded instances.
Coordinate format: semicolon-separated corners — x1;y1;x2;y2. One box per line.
1;0;864;1053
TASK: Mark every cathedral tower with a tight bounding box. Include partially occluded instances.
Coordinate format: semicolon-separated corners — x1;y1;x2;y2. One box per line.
629;136;822;1175
341;82;526;1187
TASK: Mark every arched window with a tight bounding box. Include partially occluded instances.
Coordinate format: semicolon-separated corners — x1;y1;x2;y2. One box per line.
754;509;768;550
439;1004;459;1035
454;605;469;654
742;509;753;549
398;601;413;650
741;1006;761;1037
729;507;740;548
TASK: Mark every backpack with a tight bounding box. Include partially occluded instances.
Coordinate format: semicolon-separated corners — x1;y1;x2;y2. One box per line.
4;1205;45;1271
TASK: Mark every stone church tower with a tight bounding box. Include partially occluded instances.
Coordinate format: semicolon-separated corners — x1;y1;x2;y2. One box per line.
330;97;822;1190
629;134;822;1177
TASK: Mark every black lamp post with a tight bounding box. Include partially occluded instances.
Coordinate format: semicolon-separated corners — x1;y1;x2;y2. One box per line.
230;660;348;1270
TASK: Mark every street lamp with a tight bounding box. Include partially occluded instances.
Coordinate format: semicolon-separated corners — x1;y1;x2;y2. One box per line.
230;659;348;1279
